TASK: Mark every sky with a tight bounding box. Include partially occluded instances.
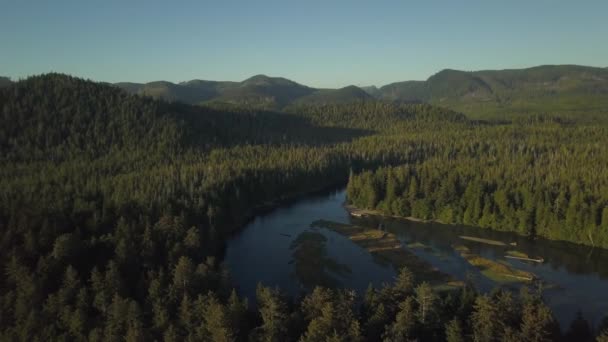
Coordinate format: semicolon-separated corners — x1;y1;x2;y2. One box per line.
1;0;607;88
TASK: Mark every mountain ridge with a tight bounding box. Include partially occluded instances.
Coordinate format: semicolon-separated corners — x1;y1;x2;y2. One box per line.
8;64;607;118
114;64;608;118
377;65;608;118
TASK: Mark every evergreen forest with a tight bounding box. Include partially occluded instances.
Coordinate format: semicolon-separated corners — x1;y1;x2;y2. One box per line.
1;74;607;341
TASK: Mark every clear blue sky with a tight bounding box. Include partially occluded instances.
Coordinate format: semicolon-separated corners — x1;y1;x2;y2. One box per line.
1;0;607;88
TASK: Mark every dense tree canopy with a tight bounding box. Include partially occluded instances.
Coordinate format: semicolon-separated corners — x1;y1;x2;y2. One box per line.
1;74;607;340
346;124;608;248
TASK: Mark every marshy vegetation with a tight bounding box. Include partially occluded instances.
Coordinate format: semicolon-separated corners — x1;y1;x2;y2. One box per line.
453;245;535;283
312;220;462;288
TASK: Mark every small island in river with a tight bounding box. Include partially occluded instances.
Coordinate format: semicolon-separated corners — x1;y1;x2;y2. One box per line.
311;219;463;290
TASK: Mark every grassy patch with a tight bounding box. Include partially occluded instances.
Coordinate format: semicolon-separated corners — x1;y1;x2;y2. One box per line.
406;241;448;260
454;245;534;283
506;250;529;258
289;231;351;289
312;220;461;288
406;241;430;250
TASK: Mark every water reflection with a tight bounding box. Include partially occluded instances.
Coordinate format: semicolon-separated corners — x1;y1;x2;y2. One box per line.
289;231;351;289
225;189;608;328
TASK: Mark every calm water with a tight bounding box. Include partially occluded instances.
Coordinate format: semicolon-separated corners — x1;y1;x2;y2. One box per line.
224;188;608;328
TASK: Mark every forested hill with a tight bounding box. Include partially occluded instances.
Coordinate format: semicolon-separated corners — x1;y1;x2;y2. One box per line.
286;101;467;130
376;65;608;120
2;73;608;340
1;74;186;161
116;74;320;109
292;85;374;105
0;76;12;87
115;74;381;109
115;65;608;119
0;74;464;163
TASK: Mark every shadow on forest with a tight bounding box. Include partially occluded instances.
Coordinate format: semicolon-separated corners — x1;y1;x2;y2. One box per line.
171;102;374;148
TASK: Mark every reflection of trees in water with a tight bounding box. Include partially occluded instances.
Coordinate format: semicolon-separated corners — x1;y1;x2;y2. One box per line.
289;232;352;289
353;216;608;279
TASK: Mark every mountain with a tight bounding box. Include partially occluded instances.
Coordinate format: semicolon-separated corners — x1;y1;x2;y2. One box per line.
1;74;392;163
293;85;373;105
0;76;12;88
378;80;428;103
208;74;315;107
114;80;228;104
1;74;189;161
115;75;372;109
360;86;381;97
116;64;608;119
377;65;608;119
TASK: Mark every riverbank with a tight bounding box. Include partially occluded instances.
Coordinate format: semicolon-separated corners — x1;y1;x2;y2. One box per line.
230;182;347;235
226;188;608;329
345;204;444;224
345;203;608;251
348;203;520;248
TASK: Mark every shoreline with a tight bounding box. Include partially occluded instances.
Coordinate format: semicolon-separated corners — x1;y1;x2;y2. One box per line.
227;181;347;236
344;204;446;225
344;203;608;251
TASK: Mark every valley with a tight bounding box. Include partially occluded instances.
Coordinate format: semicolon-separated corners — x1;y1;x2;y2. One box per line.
1;72;607;341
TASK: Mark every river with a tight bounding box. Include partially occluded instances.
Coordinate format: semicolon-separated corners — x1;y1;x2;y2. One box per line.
225;188;608;328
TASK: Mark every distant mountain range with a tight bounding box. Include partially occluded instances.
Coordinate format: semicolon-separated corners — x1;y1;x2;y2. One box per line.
375;65;608;118
4;65;608;118
110;65;608;118
114;74;374;109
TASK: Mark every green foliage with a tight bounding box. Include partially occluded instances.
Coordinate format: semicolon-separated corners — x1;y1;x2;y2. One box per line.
0;73;604;340
252;285;290;342
445;318;465;342
200;293;235;342
383;296;416;341
118;74;316;109
346;122;608;247
299;288;361;342
293;86;373;106
520;302;558;342
471;295;499;342
377;65;608;121
289;232;351;289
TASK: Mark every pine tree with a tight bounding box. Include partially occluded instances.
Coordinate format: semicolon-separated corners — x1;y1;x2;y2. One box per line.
494;290;518;332
163;324;178;342
415;282;435;325
201;293;234;342
254;285;288;342
394;267;414;298
173;256;194;293
471;295;498;342
178;294;193;334
383;296;415;342
520;302;556;342
364;303;388;341
445;318;464;342
227;289;248;339
300;289;361;342
301;287;334;321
